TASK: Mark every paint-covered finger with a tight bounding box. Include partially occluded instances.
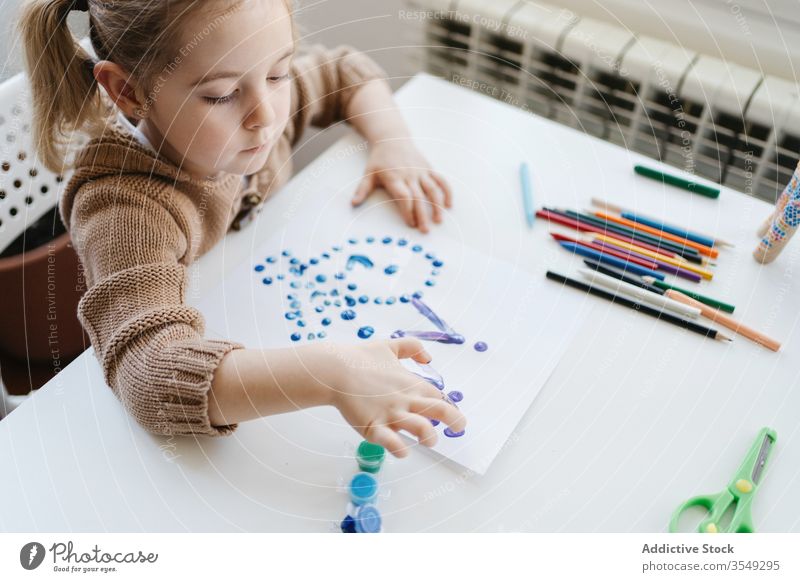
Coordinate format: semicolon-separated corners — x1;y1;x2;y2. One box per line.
410;398;467;433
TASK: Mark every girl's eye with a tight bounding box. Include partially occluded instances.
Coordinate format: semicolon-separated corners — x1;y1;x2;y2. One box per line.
268;74;290;83
203;92;237;105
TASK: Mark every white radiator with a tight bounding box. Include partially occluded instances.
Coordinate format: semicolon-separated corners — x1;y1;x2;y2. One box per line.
402;0;800;202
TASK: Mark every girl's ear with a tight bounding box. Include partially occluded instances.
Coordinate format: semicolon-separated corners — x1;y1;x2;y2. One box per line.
93;60;148;118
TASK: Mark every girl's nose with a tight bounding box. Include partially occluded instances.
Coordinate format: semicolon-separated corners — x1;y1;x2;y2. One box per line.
244;94;275;130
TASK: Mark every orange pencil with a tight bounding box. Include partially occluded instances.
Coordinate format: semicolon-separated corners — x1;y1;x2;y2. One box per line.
593;210;719;259
665;290;781;351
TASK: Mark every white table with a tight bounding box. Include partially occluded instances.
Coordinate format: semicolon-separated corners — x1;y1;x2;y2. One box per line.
1;74;798;532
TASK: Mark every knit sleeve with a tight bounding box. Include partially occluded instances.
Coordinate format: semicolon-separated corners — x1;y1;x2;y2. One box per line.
287;44;387;144
69;184;244;437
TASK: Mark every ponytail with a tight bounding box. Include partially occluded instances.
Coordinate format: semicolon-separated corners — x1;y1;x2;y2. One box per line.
18;0;107;173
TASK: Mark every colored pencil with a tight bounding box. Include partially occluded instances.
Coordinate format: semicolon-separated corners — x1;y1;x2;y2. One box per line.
591;197;733;248
558;209;704;261
556;241;665;280
665;291;780;351
592;235;713;280
549;233;659;269
520;162;535;227
641;277;736;313
583;260;665;294
545;271;731;342
592;240;703;282
593;210;719;259
634;164;721;198
578;269;702;319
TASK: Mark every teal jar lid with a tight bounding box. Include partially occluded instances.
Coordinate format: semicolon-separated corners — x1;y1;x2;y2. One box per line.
357;440;385;473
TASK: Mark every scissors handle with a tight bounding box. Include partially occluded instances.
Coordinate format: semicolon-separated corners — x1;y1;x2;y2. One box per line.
669;490;755;533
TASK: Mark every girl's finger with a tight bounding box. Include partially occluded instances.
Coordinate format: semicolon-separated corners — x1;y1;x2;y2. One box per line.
420;174;443;223
384;179;416;227
365;423;409;458
352;173;375;206
387;337;431;363
410;397;467;433
407;179;430;233
431;171;453;208
389;412;439;447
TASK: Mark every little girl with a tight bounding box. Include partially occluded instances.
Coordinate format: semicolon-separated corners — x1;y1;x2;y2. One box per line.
19;0;465;457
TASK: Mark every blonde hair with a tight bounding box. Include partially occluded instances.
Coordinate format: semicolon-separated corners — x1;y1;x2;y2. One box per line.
18;0;292;173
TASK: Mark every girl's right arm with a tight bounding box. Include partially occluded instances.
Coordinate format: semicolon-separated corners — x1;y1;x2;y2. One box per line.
209;338;466;457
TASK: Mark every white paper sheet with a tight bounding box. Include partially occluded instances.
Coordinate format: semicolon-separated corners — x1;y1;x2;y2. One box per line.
198;208;587;474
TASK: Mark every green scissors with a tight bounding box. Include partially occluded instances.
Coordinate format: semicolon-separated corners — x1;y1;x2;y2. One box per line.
669;427;777;533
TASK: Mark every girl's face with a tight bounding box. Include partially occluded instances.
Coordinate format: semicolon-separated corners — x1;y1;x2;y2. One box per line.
140;0;294;179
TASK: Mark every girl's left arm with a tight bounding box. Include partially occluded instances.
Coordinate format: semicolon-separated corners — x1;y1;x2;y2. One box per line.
345;79;453;234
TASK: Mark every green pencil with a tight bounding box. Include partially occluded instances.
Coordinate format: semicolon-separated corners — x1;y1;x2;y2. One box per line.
641;276;735;313
634;164;720;198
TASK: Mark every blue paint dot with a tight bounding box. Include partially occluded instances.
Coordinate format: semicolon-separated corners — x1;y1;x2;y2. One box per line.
357;326;375;339
448;391;463;403
425;280;435;287
348;283;358;291
412;291;423;299
334;299;342;307
384;265;399;275
398;238;408;246
277;274;285;280
358;295;369;304
382;236;392;244
386;297;396;305
287;294;296;300
433;259;444;268
290;257;299;265
345;296;357;307
391;330;405;338
331;289;340;297
262;277;273;285
266;256;277;263
297;320;306;327
254;265;265;272
374;297;383;304
341;309;357;321
316;274;327;283
400;295;410;303
285;312;296;320
430;419;440;427
282;250;291;257
333;245;342;252
474;341;488;352
335;272;346;280
290;281;301;289
412;245;423;252
317;332;326;339
366;236;375;243
288;300;299;309
425;252;434;259
431;269;440;276
290;333;301;342
315;306;325;313
322;252;330;259
348;238;358;245
310;257;319;265
322;318;332;326
307;333;315;340
324;300;331;306
444;428;465;438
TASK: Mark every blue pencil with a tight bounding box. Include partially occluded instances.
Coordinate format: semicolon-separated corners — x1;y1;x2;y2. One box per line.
557;241;666;280
620;212;715;248
520;162;535;228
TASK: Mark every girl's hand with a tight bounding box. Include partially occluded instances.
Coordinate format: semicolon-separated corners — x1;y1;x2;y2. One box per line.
325;337;466;457
351;141;453;234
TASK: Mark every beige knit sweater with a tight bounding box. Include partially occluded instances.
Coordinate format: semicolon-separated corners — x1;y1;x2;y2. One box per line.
60;45;386;437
